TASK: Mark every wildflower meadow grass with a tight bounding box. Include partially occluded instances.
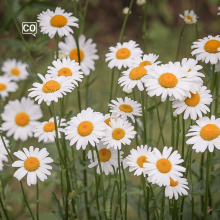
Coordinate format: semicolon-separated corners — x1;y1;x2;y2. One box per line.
0;0;220;220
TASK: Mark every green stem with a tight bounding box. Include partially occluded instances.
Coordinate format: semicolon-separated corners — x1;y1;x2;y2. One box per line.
86;75;90;108
141;0;148;53
80;0;89;35
121;163;127;220
117;150;123;218
141;175;149;220
181;115;185;164
155;97;165;146
0;176;5;200
133;90;139;146
189;148;194;220
109;68;115;111
55;33;59;59
175;115;180;151
170;102;175;148
36;182;39;220
200;153;204;219
149;184;159;219
195;0;199;39
110;168;118;219
176;24;186;61
0;196;10;220
214;72;219;115
141;91;147;144
209;65;216;117
160;187;165;220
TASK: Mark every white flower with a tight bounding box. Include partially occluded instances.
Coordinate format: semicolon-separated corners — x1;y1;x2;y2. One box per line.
103;113;118;127
136;0;146;6
101;118;136;150
1;97;42;141
65;108;106;150
144;147;186;187
145;63;193;102
124;145;152;176
109;97;142;123
87;141;123;175
122;7;131;15
105;40;143;70
218;7;220;16
33;117;66;143
28;74;75;106
47;58;84;86
186;115;220;153
12;146;53;186
58;53;67;60
165;177;188;200
123;87;133;95
37;7;78;38
179;10;197;24
0;136;9;164
172;86;212;120
0;76;18;100
1;59;29;81
58;34;99;75
191;35;220;65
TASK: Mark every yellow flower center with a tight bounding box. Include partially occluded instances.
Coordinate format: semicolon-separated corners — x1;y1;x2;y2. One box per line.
119;104;133;113
50;15;67;27
156;158;172;173
11;68;20;76
158;73;178;88
139;60;152;67
200;124;220;141
42;80;61;93
129;67;147;80
78;121;94;136
185;15;193;23
104;118;112;127
112;128;125;140
116;48;131;59
43;122;55;132
137;155;149;168
69;48;84;62
15;112;30;126
185;92;200;107
170;178;178;187
24;157;40;172
0;84;6;91
204;40;220;53
58;67;72;77
99;148;111;162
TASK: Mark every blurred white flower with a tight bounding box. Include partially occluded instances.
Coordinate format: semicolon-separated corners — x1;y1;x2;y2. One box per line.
179;10;197;24
136;0;146;6
122;7;131;15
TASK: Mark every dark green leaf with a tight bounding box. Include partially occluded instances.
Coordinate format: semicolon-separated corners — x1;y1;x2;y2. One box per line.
51;191;64;220
210;167;220;176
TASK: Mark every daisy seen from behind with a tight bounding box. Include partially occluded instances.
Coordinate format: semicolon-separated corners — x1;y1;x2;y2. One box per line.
58;34;99;75
191;35;220;65
172;86;212;120
1;59;29;81
87;141;123;175
1;97;42;141
165;177;189;200
37;7;78;38
0;76;18;100
12;146;53;186
124;145;152;176
105;40;143;70
28;74;75;106
33;117;66;143
47;58;84;86
144;147;186;187
65;108;106;150
179;10;197;24
102;118;136;150
109;97;142;123
186;115;220;153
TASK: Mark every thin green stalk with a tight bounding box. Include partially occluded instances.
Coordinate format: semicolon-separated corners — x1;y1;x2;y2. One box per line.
133;90;139;146
0;196;10;220
121;163;127;220
138;195;141;218
4;0;37;76
189;148;194;220
55;33;59;59
80;0;90;35
175;115;180;151
36;182;39;220
141;91;147;144
141;175;149;220
141;0;148;53
160;187;165;220
95;146;108;220
110;168;118;219
172;199;177;220
204;152;212;219
71;146;78;189
109;68;115;110
170;102;175;148
155;97;165;146
0;176;5;200
86;75;90;108
117;150;123;218
149;184;159;219
200;153;204;219
209;65;216;117
195;0;199;39
214;72;219;115
181;115;185;164
176;24;186;61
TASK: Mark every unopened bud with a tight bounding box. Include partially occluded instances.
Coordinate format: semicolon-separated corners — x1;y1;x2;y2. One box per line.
58;53;67;60
122;7;131;15
123;87;133;95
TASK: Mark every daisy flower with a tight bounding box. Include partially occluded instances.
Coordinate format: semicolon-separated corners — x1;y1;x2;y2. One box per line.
144;147;186;187
1;59;29;81
172;86;212;120
28;74;75;106
0;76;18;100
1;97;42;141
191;35;220;65
124;145;152;176
165;177;189;200
145;63;193;102
87;141;123;175
58;34;99;75
101;118;136;150
179;10;197;24
186;115;220;153
37;7;78;39
118;64;154;91
105;40;143;70
12;146;53;186
109;97;142;123
65;108;106;150
47;58;84;86
136;0;146;6
0;136;9;164
33;117;66;143
103;113;118;127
